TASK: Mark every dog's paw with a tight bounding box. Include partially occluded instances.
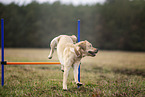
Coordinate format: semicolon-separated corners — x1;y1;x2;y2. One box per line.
76;82;83;87
63;89;67;91
48;56;52;59
61;69;64;72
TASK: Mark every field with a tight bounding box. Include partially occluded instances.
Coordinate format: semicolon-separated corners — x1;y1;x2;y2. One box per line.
0;48;145;97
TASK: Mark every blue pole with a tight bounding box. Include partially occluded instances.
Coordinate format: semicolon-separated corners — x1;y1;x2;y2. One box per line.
78;20;80;86
78;20;80;42
1;18;4;86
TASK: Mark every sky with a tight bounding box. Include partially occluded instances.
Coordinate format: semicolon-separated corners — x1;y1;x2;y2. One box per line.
0;0;106;6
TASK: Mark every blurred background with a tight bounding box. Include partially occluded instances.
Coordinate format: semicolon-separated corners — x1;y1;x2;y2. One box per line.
0;0;145;51
0;1;145;96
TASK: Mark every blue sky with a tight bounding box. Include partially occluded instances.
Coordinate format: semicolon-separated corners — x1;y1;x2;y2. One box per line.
0;0;106;6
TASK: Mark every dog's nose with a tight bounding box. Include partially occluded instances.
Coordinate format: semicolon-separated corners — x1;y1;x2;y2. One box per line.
95;49;98;53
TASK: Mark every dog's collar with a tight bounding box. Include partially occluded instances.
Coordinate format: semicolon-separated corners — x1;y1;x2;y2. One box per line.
74;46;84;58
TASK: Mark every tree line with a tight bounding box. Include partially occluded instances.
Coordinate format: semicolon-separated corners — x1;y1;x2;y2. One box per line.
0;0;145;51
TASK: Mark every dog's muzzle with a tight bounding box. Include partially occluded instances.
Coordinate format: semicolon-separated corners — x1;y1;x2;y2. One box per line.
88;49;98;56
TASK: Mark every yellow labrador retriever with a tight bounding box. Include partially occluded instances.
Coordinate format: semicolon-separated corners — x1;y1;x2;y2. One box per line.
48;35;98;90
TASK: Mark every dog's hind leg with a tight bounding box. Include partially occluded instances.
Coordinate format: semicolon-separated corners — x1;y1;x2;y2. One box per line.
57;55;64;72
48;37;60;59
63;65;71;90
60;61;64;72
61;65;64;72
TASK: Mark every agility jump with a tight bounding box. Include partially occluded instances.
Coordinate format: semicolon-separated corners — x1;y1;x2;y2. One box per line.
1;19;81;86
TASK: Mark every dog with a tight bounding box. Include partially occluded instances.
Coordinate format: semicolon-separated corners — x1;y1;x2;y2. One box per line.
48;35;98;90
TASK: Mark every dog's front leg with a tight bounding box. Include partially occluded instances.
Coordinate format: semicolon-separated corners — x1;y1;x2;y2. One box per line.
73;63;83;86
63;66;71;90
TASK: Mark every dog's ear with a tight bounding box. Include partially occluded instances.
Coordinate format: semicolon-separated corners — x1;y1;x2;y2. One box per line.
78;41;86;51
70;35;77;43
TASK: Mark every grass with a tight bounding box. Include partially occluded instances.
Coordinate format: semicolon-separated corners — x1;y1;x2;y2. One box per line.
0;48;145;97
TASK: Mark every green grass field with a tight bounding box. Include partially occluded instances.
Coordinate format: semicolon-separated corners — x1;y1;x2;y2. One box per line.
0;48;145;97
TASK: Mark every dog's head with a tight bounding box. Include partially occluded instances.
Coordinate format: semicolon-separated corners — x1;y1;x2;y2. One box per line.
77;40;98;57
